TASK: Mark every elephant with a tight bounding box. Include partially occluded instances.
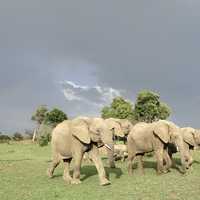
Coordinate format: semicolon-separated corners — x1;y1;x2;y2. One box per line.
111;118;133;136
47;117;114;186
114;144;128;162
127;120;187;175
104;118;133;167
166;127;200;169
104;118;125;167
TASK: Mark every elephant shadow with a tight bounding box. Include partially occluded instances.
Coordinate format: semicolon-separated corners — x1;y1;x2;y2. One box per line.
80;165;123;181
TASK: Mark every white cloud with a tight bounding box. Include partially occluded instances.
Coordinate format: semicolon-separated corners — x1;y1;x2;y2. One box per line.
60;81;122;109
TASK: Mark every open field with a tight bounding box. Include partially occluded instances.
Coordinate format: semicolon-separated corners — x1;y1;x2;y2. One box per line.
1;142;200;200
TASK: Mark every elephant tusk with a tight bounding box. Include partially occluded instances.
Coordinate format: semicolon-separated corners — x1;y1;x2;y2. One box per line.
105;144;112;150
176;145;179;152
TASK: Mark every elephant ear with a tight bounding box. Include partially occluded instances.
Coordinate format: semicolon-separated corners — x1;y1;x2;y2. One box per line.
153;122;170;144
182;128;196;146
71;119;91;144
106;119;124;137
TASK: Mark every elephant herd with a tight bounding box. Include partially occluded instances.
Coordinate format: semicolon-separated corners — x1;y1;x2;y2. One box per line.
47;117;200;186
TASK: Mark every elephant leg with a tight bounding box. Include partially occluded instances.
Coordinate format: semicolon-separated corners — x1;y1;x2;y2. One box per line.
72;152;83;184
63;158;73;184
184;144;193;169
155;149;164;174
137;154;144;175
47;153;60;178
88;145;111;186
106;147;116;168
163;150;172;173
127;136;136;175
188;151;193;167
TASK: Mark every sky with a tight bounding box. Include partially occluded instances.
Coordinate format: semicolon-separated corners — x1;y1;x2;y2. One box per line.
1;0;200;132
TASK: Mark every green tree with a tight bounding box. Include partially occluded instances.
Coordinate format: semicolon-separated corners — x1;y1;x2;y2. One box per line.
44;108;68;126
31;105;48;124
134;90;171;122
13;132;23;141
101;97;135;120
158;102;171;120
31;105;48;142
33;107;67;146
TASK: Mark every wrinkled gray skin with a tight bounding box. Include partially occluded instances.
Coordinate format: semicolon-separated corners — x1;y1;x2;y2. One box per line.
105;118;133;168
127;120;187;175
47;117;114;186
166;127;200;169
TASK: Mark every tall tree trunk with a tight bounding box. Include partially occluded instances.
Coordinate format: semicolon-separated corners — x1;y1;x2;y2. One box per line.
32;124;40;142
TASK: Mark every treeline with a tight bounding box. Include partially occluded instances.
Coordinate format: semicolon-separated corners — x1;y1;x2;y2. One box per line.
0;130;33;143
0;90;172;145
101;90;171;123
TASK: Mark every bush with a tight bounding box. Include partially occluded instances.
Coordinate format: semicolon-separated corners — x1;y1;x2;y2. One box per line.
101;97;135;120
37;123;53;146
44;108;68;126
0;135;11;143
38;135;49;147
13;133;23;141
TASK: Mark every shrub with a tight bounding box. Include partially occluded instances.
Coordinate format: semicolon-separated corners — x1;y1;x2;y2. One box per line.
37;123;53;146
0;135;11;143
13;132;23;141
38;135;49;147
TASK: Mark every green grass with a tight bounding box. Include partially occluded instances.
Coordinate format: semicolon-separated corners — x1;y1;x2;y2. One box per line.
1;142;200;200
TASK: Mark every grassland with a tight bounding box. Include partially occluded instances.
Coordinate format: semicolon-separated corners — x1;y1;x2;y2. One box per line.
1;142;200;200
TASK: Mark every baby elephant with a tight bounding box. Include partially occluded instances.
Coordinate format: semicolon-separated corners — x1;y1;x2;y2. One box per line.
114;144;128;162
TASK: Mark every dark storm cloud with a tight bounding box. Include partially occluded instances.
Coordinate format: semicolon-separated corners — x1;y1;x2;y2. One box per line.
0;0;200;131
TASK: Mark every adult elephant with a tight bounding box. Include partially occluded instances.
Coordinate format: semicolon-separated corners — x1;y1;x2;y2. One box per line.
166;127;200;169
110;118;133;137
104;118;124;168
127;120;187;175
104;118;133;167
47;117;114;186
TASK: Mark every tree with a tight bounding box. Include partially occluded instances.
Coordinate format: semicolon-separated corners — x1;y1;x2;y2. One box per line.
134;90;171;122
44;108;68;126
158;102;171;120
101;97;135;120
32;106;68;146
31;105;48;124
31;105;48;142
13;132;23;141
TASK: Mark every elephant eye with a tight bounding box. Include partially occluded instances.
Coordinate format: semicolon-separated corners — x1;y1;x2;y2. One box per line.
96;129;101;134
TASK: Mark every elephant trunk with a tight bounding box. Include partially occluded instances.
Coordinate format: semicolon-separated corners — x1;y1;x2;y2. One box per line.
105;143;115;168
176;138;187;173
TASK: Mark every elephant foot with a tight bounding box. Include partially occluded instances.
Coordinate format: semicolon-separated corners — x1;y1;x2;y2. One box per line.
156;170;163;175
163;169;171;174
100;178;111;186
71;179;82;185
63;176;73;184
47;169;53;178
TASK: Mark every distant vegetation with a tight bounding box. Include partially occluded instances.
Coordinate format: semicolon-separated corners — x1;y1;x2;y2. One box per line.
31;105;68;146
0;89;171;145
102;90;171;123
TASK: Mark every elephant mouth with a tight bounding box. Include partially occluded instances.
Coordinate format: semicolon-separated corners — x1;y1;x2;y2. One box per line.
104;144;112;151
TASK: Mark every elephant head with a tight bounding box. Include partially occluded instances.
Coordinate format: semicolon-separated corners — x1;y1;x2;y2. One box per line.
106;118;133;137
72;117;114;151
105;118;125;168
153;120;186;173
105;118;124;137
118;119;133;136
181;127;200;149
